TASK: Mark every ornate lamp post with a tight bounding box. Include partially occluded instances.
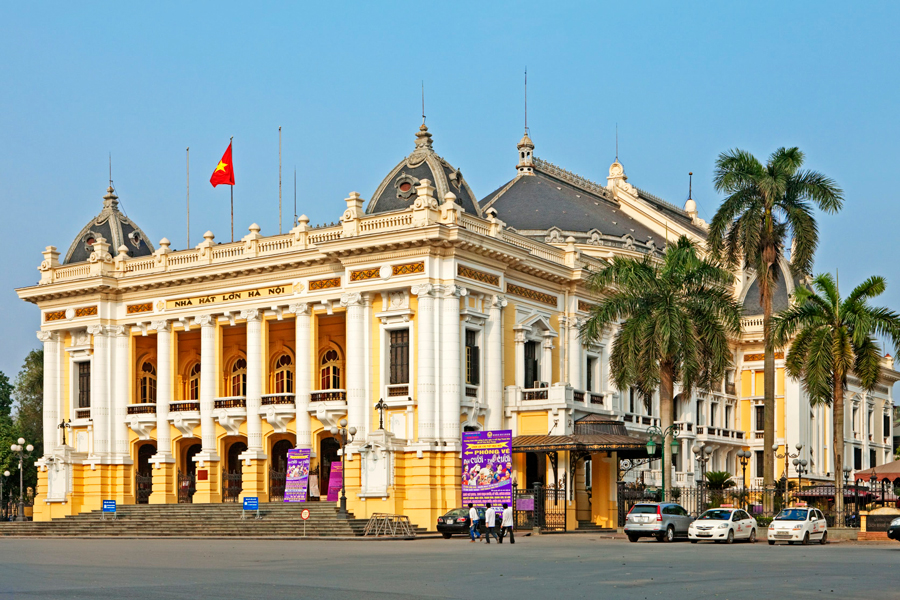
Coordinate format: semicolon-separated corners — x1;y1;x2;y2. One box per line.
792;457;809;501
329;418;356;517
774;442;803;489
644;425;679;500
1;470;9;521
374;398;388;431
692;444;714;510
737;450;751;489
10;438;34;522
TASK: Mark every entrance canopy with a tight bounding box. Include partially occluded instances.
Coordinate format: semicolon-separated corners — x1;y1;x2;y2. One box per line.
512;415;651;460
854;459;900;484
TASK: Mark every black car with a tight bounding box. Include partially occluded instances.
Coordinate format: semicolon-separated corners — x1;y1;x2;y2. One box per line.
888;517;900;541
437;507;486;538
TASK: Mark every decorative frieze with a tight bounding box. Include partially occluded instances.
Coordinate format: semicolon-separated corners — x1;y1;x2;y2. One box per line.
457;265;500;286
744;352;784;361
75;306;98;317
126;302;153;315
392;261;424;276
45;306;98;322
309;277;341;291
350;268;380;282
506;283;557;307
577;300;593;313
44;310;66;322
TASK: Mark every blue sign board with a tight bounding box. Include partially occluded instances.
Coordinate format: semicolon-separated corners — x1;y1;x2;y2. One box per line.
102;500;116;513
243;497;259;511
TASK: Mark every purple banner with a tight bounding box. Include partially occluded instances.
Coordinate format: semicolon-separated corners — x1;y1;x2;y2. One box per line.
462;430;513;506
326;461;343;502
284;449;310;503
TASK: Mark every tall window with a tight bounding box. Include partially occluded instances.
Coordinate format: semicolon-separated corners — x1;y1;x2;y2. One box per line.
274;354;294;394
755;450;764;478
629;388;636;414
885;413;891;438
140;361;157;403
852;406;859;433
710;403;718;428
524;341;539;388
725;405;733;430
390;330;410;385
78;362;91;408
188;363;201;400
870;449;877;469
696;400;705;426
230;358;247;397
754;405;765;431
320;349;341;390
585;356;598;392
465;330;479;385
854;447;862;470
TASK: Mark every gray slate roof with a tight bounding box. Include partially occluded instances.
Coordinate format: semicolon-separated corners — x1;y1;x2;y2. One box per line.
63;186;154;264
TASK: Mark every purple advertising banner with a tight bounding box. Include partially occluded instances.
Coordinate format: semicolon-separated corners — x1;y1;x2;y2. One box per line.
462;430;513;506
284;449;310;503
326;461;343;502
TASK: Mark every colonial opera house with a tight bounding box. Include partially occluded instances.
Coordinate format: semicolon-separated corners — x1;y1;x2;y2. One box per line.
19;123;896;529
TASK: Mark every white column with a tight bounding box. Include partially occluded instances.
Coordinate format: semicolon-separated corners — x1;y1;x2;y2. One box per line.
37;331;58;452
568;318;582;389
412;284;436;441
154;320;173;457
485;295;506;431
291;303;312;448
514;330;526;389
341;293;366;440
112;326;130;458
441;285;465;442
87;325;109;456
196;314;219;460
242;309;264;452
541;335;554;385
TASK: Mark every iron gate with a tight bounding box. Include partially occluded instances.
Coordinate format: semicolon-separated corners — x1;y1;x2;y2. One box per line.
177;471;195;504
136;474;152;504
269;470;286;502
222;473;242;503
513;482;567;532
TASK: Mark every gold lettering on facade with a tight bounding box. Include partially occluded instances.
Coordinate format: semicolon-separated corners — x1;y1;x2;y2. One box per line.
165;285;291;310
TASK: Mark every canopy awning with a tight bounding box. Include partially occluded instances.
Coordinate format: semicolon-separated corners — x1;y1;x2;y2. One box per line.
853;459;900;483
512;433;651;459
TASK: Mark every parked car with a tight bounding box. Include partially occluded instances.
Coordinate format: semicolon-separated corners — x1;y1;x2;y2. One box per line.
436;507;485;539
624;502;694;542
767;507;828;545
887;517;900;541
688;508;758;544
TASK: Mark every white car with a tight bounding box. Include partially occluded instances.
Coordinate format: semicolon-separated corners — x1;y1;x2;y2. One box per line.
688;508;758;543
767;507;828;545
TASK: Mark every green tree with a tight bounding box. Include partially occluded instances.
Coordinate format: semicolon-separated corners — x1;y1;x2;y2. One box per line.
772;273;900;513
580;236;743;495
13;349;43;497
705;471;736;490
708;147;843;487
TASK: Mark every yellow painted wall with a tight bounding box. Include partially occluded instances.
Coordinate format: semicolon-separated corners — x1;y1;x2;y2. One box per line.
503;301;516;387
518;412;548;435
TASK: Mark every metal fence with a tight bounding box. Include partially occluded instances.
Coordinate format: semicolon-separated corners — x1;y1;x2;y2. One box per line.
513;482;567;532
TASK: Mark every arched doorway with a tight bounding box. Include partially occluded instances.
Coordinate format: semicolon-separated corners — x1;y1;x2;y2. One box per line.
223;440;247;502
320;437;340;500
269;439;293;502
179;443;201;504
136;443;156;504
525;452;545;489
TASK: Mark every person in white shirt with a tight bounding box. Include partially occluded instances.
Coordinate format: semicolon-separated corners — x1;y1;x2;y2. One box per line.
484;503;500;544
468;504;481;542
500;503;514;544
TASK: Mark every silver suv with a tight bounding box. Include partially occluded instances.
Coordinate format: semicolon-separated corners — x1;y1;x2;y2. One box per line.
624;502;694;542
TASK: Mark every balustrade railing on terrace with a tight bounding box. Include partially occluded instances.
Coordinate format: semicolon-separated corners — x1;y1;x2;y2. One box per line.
386;384;409;398
213;396;246;409
572;389;605;407
310;389;346;402
695;426;744;440
170;400;200;412
522;387;549;401
622;413;659;427
127;403;157;415
675;421;694;433
74;408;91;420
261;393;295;406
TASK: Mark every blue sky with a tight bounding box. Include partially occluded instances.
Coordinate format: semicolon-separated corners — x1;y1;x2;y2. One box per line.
1;1;898;379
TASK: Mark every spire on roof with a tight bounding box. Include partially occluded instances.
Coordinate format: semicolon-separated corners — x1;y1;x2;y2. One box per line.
516;131;535;175
414;123;433;150
684;171;698;217
102;185;119;211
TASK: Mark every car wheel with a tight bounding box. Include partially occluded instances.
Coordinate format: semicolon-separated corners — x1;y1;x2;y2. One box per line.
442;533;452;539
820;531;827;545
627;534;639;543
802;532;810;546
748;529;757;543
690;540;698;544
664;525;675;543
768;540;775;546
725;530;734;544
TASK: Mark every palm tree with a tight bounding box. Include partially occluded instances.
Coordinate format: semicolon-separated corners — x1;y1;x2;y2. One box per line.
708;147;843;487
705;471;736;490
772;273;900;512
580;236;742;495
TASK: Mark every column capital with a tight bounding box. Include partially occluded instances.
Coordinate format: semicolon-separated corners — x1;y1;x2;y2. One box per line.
36;330;57;343
240;308;262;322
288;302;311;316
193;314;216;328
490;294;508;309
111;325;129;337
87;324;106;337
340;292;363;307
411;283;434;298
152;319;171;333
444;285;467;299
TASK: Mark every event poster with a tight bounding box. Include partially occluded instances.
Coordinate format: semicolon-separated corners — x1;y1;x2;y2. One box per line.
284;449;310;503
462;430;513;506
326;461;343;502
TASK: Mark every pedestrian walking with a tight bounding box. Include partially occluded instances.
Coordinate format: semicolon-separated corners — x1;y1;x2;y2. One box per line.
484;503;500;544
468;504;481;542
500;502;515;544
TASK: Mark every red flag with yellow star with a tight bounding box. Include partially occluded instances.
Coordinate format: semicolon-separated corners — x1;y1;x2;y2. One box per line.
210;142;235;187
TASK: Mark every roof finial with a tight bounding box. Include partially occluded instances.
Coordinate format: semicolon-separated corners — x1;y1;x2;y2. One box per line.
689;171;693;198
109;152;112;187
524;67;528;134
421;80;425;126
684;171;698;216
615;124;618;162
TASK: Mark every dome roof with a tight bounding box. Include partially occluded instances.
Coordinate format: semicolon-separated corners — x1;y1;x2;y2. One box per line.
62;186;155;264
367;124;480;217
739;259;803;316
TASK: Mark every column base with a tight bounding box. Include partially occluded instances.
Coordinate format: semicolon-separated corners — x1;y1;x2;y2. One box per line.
192;453;222;504
148;454;177;505
238;450;269;503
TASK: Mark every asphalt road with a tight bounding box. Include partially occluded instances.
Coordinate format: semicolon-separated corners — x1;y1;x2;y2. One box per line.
0;535;897;599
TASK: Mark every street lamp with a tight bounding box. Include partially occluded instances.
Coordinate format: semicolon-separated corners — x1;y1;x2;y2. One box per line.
774;442;803;489
10;438;34;522
0;470;9;521
737;450;752;488
645;425;679;499
692;444;714;510
792;458;809;500
329;418;356;517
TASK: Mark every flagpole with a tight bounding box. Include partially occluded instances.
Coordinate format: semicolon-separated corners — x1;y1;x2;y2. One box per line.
230;136;234;243
293;167;297;228
186;147;190;248
279;126;283;234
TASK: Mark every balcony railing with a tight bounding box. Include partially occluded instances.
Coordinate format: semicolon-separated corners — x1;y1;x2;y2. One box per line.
310;389;346;402
214;396;246;409
261;393;295;406
588;392;604;406
127;403;157;415
622;413;660;427
386;385;409;398
675;421;693;433
754;431;764;440
725;382;736;396
465;386;478;398
696;426;744;440
170;401;200;412
522;388;549;401
74;408;91;420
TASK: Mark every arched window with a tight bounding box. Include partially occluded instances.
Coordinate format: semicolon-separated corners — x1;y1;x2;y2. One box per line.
230;358;247;397
188;363;201;400
274;354;294;394
320;349;341;390
140;362;157;403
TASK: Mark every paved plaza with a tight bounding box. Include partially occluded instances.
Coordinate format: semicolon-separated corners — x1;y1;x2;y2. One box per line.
0;535;897;599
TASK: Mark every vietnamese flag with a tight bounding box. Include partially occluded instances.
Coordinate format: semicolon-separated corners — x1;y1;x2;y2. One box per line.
210;142;235;187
